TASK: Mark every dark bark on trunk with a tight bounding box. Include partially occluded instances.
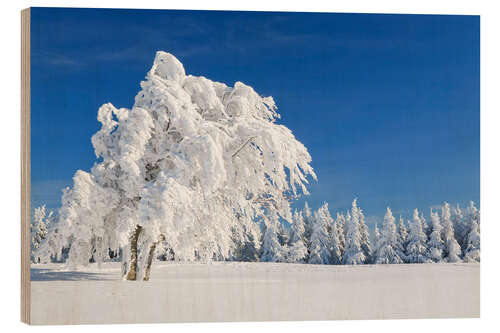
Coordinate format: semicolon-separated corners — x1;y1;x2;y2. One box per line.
143;234;165;281
143;242;157;281
125;225;143;281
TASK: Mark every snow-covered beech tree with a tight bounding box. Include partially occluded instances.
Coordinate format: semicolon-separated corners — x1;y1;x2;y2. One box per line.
342;201;365;265
441;202;462;263
463;201;480;262
31;205;51;263
375;207;403;264
427;209;444;262
46;51;316;279
308;203;332;265
406;209;429;263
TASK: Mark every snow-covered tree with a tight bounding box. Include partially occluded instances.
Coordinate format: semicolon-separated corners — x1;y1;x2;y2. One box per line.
342;200;365;265
31;205;51;263
371;223;380;262
261;212;284;262
451;204;467;250
463;201;480;262
277;222;289;247
329;213;343;265
357;202;372;263
335;213;346;258
419;212;429;238
308;203;332;265
406;209;429;263
396;216;408;260
427;209;444;262
284;210;308;263
230;217;261;262
289;210;305;245
375;207;403;264
441;202;462;263
44;52;316;279
302;201;314;254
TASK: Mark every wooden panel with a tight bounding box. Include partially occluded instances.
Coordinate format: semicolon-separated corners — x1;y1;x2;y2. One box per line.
21;7;31;325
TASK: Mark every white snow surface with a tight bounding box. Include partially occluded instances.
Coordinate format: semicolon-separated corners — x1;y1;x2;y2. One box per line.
30;262;479;324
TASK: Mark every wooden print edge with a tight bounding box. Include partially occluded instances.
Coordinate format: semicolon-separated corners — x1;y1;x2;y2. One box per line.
21;7;31;325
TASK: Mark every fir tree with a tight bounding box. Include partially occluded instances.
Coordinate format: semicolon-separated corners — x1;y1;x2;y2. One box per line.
427;209;444;262
441;202;462;263
286;210;308;263
375;207;403;264
261;213;283;262
396;216;408;261
463;201;480;262
31;205;51;263
357;202;372;263
308;203;332;265
330;213;344;264
342;200;365;265
406;209;429;263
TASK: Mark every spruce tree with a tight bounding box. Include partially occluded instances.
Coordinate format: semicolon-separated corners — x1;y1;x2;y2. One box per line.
463;201;480;262
308;203;332;265
375;207;403;264
357;203;372;263
406;209;429;263
396;216;408;261
342;200;365;265
441;202;462;263
427;209;444;262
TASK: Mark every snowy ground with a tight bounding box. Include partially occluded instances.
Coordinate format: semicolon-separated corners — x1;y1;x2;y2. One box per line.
30;262;479;324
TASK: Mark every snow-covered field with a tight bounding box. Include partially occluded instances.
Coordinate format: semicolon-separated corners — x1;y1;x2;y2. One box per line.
30;262;479;324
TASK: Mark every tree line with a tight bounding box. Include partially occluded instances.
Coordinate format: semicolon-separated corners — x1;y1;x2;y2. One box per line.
256;199;480;265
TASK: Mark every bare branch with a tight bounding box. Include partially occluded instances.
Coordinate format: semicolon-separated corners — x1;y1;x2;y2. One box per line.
232;136;256;159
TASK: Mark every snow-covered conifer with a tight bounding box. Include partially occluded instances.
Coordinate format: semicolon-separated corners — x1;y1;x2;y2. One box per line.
335;213;346;257
284;210;307;262
396;216;408;260
427;209;444;262
463;201;480;262
261;213;284;262
406;209;429;263
441;202;462;263
277;222;289;247
375;207;403;264
308;203;332;264
451;204;467;250
342;200;365;265
31;205;51;263
329;213;343;264
357;201;372;263
371;223;380;262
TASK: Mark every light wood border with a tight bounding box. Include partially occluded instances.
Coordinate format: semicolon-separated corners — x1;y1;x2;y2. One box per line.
21;7;31;325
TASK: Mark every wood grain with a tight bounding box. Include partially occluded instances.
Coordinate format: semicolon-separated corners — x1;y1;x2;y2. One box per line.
21;7;31;325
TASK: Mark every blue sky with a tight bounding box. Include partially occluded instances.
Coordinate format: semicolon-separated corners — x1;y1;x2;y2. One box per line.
30;8;479;224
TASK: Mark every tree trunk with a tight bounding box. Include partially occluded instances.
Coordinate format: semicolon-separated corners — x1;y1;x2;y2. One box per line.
143;234;165;281
125;225;143;281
